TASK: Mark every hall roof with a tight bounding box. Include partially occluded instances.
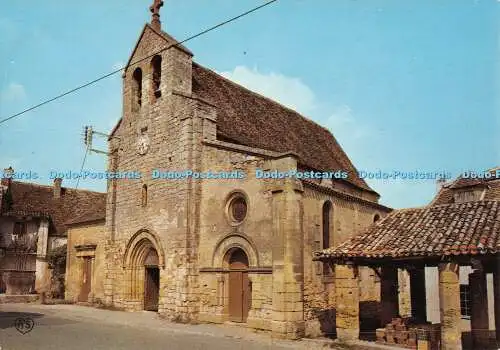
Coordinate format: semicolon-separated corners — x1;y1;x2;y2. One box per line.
432;167;500;205
315;200;500;260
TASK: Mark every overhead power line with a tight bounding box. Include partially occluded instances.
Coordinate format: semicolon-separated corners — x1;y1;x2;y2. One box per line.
0;0;279;126
75;143;90;189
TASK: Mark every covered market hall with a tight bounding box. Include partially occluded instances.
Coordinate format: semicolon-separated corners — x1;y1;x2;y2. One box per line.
315;200;500;350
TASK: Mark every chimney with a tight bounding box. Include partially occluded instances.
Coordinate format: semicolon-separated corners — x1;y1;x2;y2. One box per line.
436;176;446;193
1;167;14;188
53;178;62;198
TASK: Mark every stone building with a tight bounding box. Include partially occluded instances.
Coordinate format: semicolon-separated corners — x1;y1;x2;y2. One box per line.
65;210;106;304
315;167;500;349
64;2;391;339
0;168;105;296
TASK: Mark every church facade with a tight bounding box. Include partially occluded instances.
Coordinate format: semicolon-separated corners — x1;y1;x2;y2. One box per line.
66;3;391;339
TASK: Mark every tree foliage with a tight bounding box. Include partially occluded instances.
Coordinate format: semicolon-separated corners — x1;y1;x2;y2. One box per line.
47;244;67;271
2;187;13;211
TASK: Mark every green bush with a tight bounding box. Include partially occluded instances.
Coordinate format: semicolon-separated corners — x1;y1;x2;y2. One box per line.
47;244;67;299
47;244;67;271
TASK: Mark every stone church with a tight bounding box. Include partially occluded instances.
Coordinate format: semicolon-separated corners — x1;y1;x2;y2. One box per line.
65;1;390;339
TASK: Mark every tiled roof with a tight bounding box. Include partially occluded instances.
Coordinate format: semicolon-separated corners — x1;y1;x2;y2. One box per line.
191;63;374;194
315;200;500;260
65;210;106;226
2;181;106;236
433;167;500;205
1;210;51;218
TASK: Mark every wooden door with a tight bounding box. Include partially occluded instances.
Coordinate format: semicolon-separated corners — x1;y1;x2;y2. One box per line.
78;257;92;302
228;249;250;322
144;267;159;311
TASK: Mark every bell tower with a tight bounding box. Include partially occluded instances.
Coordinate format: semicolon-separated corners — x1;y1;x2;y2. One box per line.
105;0;201;323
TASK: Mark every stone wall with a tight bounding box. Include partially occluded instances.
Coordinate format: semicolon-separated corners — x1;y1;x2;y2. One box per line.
65;221;106;303
196;144;275;327
105;24;203;320
302;185;388;338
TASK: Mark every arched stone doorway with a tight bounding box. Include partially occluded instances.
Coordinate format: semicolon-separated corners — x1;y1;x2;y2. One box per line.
226;248;251;322
123;231;163;312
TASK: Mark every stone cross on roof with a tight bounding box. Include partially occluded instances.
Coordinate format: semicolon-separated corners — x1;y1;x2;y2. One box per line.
150;0;164;31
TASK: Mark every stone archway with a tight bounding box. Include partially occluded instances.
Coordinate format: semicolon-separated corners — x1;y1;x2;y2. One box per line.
123;230;164;311
212;233;259;268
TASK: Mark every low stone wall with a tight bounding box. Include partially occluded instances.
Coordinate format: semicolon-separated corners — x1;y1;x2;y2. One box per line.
2;271;36;295
0;294;39;304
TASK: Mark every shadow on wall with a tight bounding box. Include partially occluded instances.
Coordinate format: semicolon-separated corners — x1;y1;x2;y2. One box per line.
314;302;382;340
316;308;337;339
359;301;382;341
461;331;499;350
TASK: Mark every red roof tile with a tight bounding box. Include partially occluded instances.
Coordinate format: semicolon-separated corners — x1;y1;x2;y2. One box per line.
433;167;500;205
2;181;106;236
191;63;374;193
65;210;106;226
315;200;500;259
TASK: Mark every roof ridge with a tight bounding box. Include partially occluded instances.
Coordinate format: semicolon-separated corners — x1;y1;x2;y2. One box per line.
11;180;105;195
193;62;319;124
192;62;366;182
431;199;500;208
393;206;427;212
62;187;106;195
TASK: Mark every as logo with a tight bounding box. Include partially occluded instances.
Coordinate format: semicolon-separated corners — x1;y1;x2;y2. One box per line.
14;317;34;334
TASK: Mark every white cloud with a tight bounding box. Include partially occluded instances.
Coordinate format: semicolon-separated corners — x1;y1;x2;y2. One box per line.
112;61;125;71
216;65;435;208
218;65;380;161
219;66;374;142
1;82;26;102
324;105;377;142
219;66;316;115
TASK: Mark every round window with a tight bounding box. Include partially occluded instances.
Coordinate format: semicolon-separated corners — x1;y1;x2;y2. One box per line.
229;196;247;223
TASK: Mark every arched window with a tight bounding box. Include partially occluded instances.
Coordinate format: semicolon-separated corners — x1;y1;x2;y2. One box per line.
141;184;148;207
151;55;162;99
322;201;332;249
132;68;142;109
374;214;380;223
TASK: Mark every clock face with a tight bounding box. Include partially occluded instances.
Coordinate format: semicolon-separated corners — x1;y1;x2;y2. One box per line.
136;135;150;155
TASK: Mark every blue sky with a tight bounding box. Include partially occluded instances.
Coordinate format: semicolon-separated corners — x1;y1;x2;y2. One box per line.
0;0;498;208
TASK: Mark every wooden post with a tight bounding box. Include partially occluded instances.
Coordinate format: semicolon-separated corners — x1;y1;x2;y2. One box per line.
469;269;490;348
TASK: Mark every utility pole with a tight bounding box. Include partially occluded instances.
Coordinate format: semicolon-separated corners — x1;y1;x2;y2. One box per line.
82;125;110;155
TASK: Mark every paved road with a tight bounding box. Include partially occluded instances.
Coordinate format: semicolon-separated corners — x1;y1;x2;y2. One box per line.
0;303;329;350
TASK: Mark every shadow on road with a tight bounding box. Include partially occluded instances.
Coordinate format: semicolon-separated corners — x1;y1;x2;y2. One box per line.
0;311;45;329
